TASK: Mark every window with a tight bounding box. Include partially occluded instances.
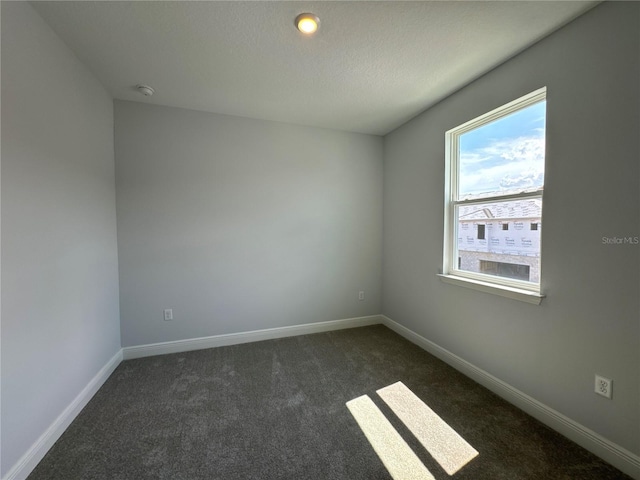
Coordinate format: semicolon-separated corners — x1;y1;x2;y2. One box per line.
442;88;546;302
479;260;530;281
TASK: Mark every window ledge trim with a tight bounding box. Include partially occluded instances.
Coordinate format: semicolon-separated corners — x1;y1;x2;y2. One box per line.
438;274;544;305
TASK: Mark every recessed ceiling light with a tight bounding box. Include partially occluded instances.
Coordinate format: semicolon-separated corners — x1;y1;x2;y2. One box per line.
295;13;319;35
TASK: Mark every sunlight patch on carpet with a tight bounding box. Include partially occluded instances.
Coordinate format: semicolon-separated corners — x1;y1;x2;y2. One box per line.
377;381;479;475
346;395;436;480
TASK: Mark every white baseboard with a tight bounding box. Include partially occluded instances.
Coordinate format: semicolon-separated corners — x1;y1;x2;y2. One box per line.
2;349;123;480
122;314;383;360
380;315;640;480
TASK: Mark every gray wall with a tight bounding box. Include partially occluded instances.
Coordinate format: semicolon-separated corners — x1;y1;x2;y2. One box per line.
1;2;121;475
383;1;639;455
115;101;383;347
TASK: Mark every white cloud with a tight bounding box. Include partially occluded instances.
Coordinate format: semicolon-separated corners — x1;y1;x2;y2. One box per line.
460;135;545;196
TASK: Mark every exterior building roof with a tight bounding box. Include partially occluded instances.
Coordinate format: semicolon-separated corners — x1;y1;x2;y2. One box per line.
459;198;541;221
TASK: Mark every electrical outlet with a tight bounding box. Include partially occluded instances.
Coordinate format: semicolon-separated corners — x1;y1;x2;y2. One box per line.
164;309;173;321
594;374;612;399
358;291;365;301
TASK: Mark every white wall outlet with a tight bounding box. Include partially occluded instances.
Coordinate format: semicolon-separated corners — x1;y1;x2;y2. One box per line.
358;291;365;301
163;308;173;321
594;374;612;399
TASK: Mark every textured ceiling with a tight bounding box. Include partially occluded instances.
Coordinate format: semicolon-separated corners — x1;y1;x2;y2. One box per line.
32;1;597;135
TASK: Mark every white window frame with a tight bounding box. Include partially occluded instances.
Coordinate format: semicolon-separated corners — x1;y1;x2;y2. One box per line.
440;88;546;305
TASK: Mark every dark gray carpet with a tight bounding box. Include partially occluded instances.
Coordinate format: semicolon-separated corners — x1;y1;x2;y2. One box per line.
28;325;630;479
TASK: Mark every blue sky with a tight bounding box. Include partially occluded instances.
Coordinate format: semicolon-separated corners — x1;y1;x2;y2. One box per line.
459;101;546;198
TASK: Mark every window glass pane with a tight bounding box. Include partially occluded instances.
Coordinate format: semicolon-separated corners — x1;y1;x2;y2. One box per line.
458;101;546;200
479;260;530;281
456;198;541;283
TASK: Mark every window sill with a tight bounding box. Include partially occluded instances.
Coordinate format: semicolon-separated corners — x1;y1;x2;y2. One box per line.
437;274;544;305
